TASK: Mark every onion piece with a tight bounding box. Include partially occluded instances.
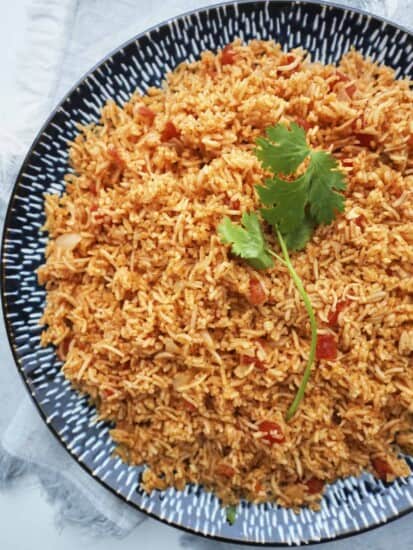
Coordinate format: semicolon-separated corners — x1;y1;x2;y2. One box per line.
173;372;192;391
55;232;81;251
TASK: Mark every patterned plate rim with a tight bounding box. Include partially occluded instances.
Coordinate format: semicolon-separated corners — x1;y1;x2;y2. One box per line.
1;0;412;545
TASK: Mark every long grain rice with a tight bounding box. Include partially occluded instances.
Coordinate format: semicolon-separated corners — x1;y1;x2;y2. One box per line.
38;40;413;508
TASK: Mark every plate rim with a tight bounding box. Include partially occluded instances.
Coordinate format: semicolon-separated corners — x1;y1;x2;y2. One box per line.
1;0;412;545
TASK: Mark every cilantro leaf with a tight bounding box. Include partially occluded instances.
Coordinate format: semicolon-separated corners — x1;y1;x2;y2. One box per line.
255;122;310;175
281;212;315;251
226;505;237;525
307;151;346;225
255;136;346;250
258;173;309;239
218;212;274;270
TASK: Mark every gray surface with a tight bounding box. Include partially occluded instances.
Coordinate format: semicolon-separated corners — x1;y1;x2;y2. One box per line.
0;1;412;549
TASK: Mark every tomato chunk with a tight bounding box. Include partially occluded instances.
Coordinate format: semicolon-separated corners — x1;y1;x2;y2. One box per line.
355;132;375;148
341;158;353;168
305;477;324;494
221;44;236;65
182;399;197;412
372;458;393;480
345;83;356;98
328;70;347;89
336;70;350;82
138;105;156;124
240;354;265;371
259;421;285;445
316;333;337;360
281;53;296;65
161;121;180;142
248;277;267;306
216;464;235;478
107;145;125;168
327;299;350;328
354;215;365;228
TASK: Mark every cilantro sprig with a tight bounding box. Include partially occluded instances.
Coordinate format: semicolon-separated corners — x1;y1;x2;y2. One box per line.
219;212;274;270
256;123;346;250
218;122;347;419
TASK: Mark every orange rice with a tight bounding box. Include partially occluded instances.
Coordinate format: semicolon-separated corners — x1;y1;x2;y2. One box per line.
38;40;413;508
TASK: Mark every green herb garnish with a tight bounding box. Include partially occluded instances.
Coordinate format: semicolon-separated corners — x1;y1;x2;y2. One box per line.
256;122;346;250
218;122;347;419
218;212;274;270
226;505;237;525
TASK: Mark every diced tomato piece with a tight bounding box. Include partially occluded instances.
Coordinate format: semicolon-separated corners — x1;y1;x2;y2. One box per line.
305;477;324;494
206;66;216;79
102;388;114;398
355;132;375;148
259;421;285;445
408;135;413;148
345;83;356;98
336;70;350;82
216;464;235;478
161;121;180;142
138;105;156;124
328;70;347;90
329;71;356;97
255;481;263;493
90;203;98;212
341;158;353;167
240;354;265;371
372;458;393;480
295;117;311;131
281;53;296;65
221;44;236;65
90;182;97;194
128;134;139;143
316;333;337;361
248;277;267;306
327;299;350;328
224;196;240;209
107;145;125;168
182;399;197;412
58;336;71;359
354;215;365;228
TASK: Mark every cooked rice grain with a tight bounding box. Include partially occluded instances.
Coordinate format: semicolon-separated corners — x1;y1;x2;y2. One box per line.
38;40;413;508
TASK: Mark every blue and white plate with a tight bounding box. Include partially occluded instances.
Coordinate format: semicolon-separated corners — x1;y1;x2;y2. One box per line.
2;1;413;545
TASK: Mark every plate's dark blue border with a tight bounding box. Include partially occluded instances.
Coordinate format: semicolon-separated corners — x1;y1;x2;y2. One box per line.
1;1;412;546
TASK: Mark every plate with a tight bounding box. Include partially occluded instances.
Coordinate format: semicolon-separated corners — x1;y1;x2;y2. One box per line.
2;1;413;545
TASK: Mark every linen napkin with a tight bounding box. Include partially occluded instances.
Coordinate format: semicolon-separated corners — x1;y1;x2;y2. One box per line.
0;0;408;540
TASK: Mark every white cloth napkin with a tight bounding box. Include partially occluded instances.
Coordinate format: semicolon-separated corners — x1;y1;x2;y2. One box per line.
0;0;409;540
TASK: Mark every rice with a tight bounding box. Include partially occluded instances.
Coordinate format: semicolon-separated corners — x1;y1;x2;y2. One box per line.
38;40;413;508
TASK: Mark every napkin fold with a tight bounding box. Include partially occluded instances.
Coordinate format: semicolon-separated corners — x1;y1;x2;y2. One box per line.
0;0;409;540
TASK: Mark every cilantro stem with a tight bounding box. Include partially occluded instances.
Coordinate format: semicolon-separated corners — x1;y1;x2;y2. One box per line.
270;228;318;421
268;250;287;266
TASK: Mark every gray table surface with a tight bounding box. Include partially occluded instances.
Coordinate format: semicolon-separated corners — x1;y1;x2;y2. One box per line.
0;1;412;549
